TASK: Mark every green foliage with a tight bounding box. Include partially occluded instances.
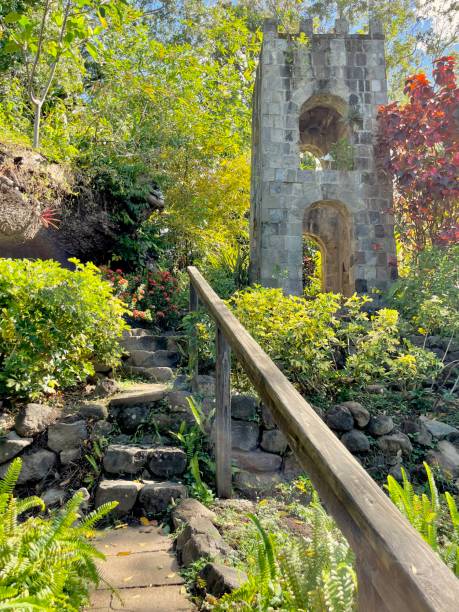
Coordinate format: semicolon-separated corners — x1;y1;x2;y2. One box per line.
171;397;215;505
328;138;354;170
228;286;439;398
0;258;128;398
0;457;117;610
215;493;356;611
387;245;459;338
385;462;459;576
200;242;250;299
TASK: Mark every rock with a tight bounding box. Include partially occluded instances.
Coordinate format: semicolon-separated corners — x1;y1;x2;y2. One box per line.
60;448;80;465
47;420;88;453
91;420;113;439
196;375;216;398
176;516;221;554
419;417;458;440
147;447;187;478
0;431;33;464
124;365;174;382
400;418;432;446
231;395;258;421
232;449;282;472
173;375;190;391
231;421;259;451
167;390;193;411
93;378;119;398
428;441;459;478
77;487;91;510
339;401;370;428
111;405;151;434
234;471;283;498
15;403;55;437
138;481;187;515
377;432;412;456
181;532;232;567
78;401;108;420
365;384;386;395
171;498;217;529
42;487;65;507
93;362;113;374
368;415;394;436
103;444;149;475
341;429;370;453
311;404;324;419
283;454;304;480
260;429;288;455
388;463;404;482
199;563;247;597
110;384;169;409
325;405;354;432
0;412;14;433
128;349;179;369
261;404;276;430
95;479;141;515
16;449;56;484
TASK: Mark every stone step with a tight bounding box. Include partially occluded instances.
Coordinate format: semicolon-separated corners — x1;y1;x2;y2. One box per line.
103;444;187;478
109;383;169;408
123;365;174;383
121;334;180;353
126;349;180;369
95;478;187;516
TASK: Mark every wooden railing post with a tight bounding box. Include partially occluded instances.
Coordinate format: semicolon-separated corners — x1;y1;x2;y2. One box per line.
189;282;199;389
215;325;232;498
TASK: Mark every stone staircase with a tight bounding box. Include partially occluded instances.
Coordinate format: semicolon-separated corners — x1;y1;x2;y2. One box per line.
94;329;190;519
121;328;182;382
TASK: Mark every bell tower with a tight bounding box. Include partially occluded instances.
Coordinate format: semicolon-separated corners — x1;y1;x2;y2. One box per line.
250;16;397;296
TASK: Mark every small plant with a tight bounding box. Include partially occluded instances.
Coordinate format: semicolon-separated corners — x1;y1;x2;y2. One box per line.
171;397;215;506
385;462;459;575
0;457;117;610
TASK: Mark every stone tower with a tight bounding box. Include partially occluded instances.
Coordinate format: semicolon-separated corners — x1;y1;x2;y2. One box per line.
249;16;397;296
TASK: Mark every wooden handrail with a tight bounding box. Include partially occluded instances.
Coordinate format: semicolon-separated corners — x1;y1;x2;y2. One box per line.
187;266;459;612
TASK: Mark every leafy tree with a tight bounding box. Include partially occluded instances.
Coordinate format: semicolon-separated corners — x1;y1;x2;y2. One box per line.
378;56;459;251
4;0;129;147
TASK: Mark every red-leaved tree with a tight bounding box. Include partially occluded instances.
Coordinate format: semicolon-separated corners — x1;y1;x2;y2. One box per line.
378;56;459;251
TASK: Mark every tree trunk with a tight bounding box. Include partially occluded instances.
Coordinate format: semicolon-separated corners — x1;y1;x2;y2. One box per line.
33;102;42;149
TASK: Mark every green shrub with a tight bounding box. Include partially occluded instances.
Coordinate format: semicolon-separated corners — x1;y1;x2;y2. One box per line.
385;462;459;576
228;286;439;398
0;457;117;610
0;258;128;398
387;245;459;338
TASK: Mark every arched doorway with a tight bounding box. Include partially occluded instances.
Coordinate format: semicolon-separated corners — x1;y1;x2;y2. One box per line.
303;201;353;295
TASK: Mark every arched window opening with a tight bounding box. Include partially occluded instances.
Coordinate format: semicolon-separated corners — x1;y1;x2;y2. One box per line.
298;95;355;170
303;201;353;296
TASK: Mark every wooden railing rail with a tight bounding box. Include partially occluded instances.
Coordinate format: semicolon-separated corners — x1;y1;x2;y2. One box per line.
187;266;459;612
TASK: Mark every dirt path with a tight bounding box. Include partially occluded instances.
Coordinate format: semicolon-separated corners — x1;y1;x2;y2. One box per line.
88;525;195;611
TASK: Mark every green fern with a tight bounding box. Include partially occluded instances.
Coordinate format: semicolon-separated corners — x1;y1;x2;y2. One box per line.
385;461;459;576
0;458;117;611
214;498;356;611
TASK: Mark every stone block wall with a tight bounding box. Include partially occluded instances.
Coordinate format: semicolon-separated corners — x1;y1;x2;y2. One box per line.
250;17;397;296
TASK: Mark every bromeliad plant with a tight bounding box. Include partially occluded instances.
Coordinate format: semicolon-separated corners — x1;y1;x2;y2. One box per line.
0;458;117;610
385;462;459;576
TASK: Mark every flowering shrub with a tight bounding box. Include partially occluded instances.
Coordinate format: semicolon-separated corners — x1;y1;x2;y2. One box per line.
102;267;181;329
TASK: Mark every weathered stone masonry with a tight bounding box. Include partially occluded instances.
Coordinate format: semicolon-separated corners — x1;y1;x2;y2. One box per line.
250;17;397;296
